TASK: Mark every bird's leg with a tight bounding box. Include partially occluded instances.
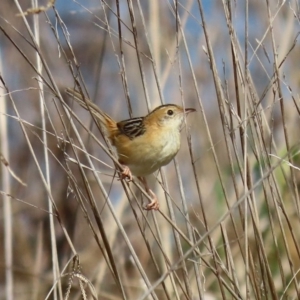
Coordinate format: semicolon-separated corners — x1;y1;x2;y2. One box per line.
119;165;133;182
138;177;159;210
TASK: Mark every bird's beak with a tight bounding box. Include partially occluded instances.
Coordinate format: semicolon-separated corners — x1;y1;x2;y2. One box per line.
184;108;196;114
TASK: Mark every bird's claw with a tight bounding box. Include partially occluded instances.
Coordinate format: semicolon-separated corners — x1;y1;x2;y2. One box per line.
119;165;133;182
144;189;159;211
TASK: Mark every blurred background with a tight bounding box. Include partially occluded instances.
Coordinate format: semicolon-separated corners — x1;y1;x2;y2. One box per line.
1;0;300;299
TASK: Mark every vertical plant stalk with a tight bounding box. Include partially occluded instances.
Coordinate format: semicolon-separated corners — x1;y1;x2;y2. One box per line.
243;1;250;297
0;49;13;300
32;0;62;298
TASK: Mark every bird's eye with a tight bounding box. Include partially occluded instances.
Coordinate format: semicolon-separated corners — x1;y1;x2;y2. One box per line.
167;109;174;116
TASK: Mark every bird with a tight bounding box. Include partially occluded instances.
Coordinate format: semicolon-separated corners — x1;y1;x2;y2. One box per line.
66;88;195;210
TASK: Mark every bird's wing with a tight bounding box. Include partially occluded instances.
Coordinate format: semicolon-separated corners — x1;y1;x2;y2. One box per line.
117;117;146;139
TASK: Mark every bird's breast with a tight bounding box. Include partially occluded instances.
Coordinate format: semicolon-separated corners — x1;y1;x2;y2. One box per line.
115;129;181;177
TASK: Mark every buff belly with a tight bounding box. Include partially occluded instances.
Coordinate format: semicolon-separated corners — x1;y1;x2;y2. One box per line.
116;130;181;177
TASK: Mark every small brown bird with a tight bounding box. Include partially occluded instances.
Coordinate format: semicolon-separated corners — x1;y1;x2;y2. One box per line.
66;88;195;210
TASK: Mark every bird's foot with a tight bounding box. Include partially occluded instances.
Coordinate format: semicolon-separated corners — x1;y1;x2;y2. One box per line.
119;165;133;182
137;177;159;211
145;189;159;211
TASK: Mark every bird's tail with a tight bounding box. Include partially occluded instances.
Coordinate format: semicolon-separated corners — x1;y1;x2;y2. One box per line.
65;88;117;141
